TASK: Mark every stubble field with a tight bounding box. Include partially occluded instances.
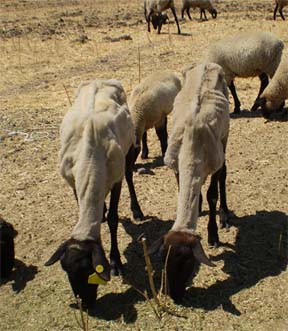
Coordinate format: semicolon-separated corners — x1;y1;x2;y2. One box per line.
0;0;287;330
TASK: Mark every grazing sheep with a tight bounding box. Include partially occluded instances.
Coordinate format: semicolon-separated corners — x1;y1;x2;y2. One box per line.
257;56;288;118
181;0;217;21
45;79;144;308
206;31;284;113
128;71;182;160
0;216;17;280
274;0;288;20
149;63;230;302
144;0;181;34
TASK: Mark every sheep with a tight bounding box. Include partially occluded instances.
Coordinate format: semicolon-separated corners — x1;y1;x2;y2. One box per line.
181;0;217;21
256;56;288;118
274;0;288;20
128;70;182;161
149;62;230;302
206;31;284;114
144;0;181;34
0;216;17;281
45;79;144;308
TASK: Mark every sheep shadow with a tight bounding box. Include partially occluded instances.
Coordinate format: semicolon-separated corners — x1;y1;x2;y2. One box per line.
0;259;38;293
230;108;288;121
181;210;287;315
134;156;165;174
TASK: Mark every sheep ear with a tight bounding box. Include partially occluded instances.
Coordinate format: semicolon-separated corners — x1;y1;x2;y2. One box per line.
45;240;68;266
191;237;215;267
148;236;164;255
91;244;111;282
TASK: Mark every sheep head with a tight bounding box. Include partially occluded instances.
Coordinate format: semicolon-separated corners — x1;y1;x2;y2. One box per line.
210;9;217;19
45;238;110;308
149;231;215;302
256;97;285;119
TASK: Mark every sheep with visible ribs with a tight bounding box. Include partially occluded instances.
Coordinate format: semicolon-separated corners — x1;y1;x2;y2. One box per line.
206;31;284;113
149;62;230;302
144;0;181;34
45;79;144;308
128;70;182;160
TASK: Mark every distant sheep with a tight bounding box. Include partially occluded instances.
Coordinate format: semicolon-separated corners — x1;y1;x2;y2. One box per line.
45;79;144;308
0;216;17;280
149;63;230;301
144;0;181;34
274;0;288;20
206;31;284;113
181;0;217;21
128;71;182;160
257;56;288;118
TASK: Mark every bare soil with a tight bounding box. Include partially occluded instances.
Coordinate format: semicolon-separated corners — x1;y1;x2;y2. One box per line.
0;1;287;330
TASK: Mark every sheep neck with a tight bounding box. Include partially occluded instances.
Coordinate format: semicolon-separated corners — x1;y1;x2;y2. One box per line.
71;148;107;242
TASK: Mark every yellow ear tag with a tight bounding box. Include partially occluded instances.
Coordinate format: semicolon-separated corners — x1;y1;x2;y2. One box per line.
95;264;104;273
88;272;107;285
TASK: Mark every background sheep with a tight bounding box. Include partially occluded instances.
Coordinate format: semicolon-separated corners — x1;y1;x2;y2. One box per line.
144;0;181;34
257;56;288;118
128;70;182;161
206;31;284;113
0;216;17;281
274;0;288;20
181;0;217;21
45;79;144;308
149;62;230;302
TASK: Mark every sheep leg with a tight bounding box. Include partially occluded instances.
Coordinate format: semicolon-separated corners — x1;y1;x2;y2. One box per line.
228;81;241;113
73;188;78;205
187;8;192;20
280;7;285;20
107;182;123;276
273;4;278;20
141;131;149;159
218;163;229;228
147;11;153;32
251;73;269;111
181;7;185;19
207;171;220;247
170;7;181;34
199;192;203;214
125;145;144;221
155;118;168;158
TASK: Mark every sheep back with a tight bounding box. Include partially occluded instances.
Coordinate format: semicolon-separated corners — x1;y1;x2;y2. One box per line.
129;71;181;139
182;0;215;11
165;62;229;176
60;79;134;193
145;0;176;13
206;31;284;84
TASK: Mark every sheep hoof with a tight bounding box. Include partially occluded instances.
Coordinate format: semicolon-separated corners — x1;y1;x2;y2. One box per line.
250;104;259;112
132;209;144;221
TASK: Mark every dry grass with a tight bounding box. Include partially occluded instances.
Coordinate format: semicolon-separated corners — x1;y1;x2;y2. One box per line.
0;1;287;330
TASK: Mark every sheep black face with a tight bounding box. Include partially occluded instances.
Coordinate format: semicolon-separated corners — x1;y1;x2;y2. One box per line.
0;217;17;280
45;238;111;308
210;9;217;19
149;231;215;302
256;97;285;119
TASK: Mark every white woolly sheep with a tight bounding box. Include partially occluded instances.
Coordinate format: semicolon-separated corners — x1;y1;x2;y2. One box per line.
181;0;217;21
128;70;182;160
149;62;230;301
45;79;144;308
274;0;288;20
0;215;17;280
206;31;284;113
144;0;181;34
257;56;288;118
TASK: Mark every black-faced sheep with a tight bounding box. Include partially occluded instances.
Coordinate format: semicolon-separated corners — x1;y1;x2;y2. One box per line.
206;31;284;114
149;63;230;302
0;216;17;280
181;0;217;21
45;79;144;308
128;70;182;160
274;0;288;20
144;0;181;34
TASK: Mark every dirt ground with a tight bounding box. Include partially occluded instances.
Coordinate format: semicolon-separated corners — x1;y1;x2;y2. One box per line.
0;0;287;330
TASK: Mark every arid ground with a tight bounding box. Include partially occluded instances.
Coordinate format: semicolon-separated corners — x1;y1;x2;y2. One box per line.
0;0;287;330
